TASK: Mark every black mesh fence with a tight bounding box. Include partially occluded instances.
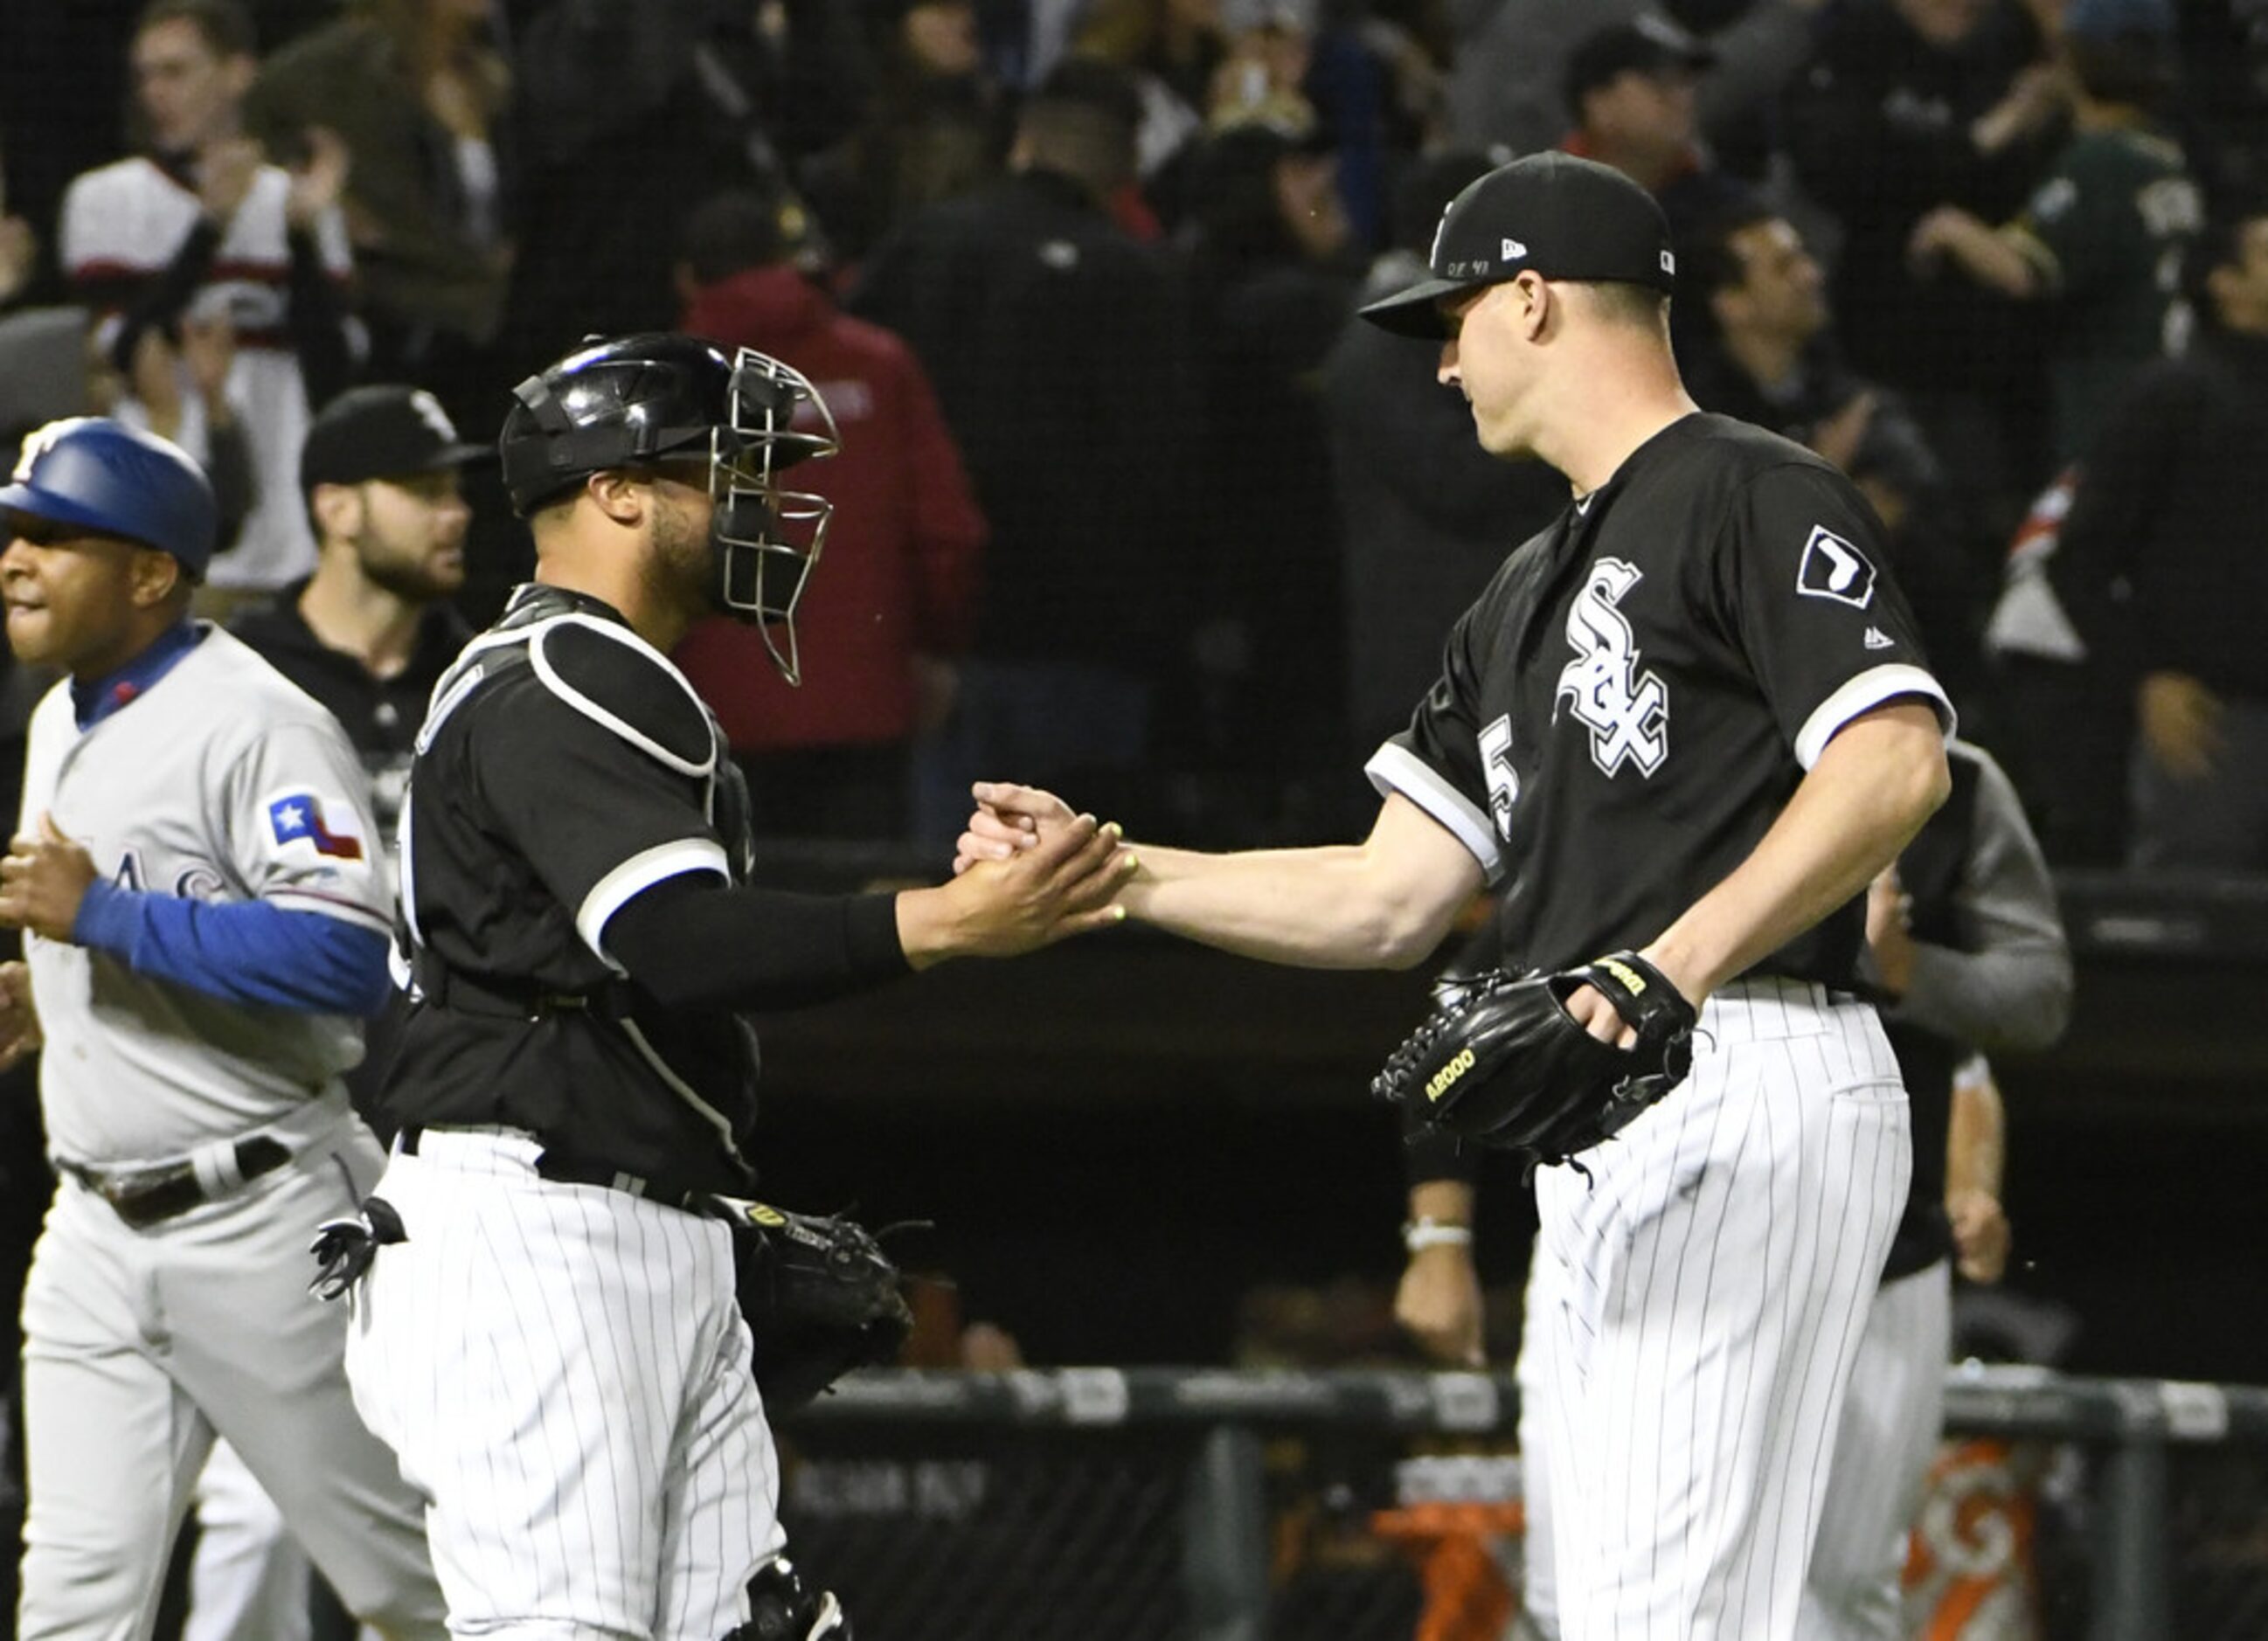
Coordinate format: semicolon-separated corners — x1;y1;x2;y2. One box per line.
2169;1445;2268;1641
774;1369;2268;1641
778;1427;1197;1641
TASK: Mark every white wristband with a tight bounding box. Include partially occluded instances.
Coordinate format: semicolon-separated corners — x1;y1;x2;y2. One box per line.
1403;1218;1474;1253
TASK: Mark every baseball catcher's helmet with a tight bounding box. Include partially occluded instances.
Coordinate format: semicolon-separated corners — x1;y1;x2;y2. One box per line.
498;332;841;685
0;417;218;576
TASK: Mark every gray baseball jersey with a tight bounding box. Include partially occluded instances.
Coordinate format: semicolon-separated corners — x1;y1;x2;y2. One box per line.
21;626;390;1166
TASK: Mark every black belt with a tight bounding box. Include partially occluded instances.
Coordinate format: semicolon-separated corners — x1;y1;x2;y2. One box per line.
398;1126;712;1215
62;1136;294;1230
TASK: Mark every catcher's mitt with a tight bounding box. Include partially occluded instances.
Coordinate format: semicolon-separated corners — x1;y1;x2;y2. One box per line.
720;1199;915;1415
1372;951;1698;1167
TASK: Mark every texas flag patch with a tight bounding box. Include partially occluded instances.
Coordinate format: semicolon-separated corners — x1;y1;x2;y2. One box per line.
267;793;365;861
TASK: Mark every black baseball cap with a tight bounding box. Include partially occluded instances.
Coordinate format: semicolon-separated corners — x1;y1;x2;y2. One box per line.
301;384;489;494
1357;151;1677;337
1564;13;1716;110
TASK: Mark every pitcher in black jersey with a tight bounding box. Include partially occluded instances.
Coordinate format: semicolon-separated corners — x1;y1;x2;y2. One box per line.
958;155;1955;1639
339;333;1131;1641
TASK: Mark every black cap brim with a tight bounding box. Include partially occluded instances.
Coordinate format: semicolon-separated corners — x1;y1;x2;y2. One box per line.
1357;276;1481;338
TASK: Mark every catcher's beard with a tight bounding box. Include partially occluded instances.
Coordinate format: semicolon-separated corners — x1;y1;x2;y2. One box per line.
647;487;718;619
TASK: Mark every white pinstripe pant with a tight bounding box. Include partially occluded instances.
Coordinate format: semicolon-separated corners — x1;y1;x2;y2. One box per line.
343;1130;784;1640
1529;979;1910;1641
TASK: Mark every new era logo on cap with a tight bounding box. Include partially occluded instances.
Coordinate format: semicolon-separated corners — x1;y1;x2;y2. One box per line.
1357;152;1677;338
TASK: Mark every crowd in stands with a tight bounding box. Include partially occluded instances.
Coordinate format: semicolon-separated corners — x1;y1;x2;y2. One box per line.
3;0;2267;870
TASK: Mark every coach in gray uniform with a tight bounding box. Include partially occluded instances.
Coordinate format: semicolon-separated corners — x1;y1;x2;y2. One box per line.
0;417;445;1640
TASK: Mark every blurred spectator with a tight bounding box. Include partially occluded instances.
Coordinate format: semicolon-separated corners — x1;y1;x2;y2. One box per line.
86;306;256;563
1208;0;1401;247
1072;0;1228;180
851;59;1200;844
801;0;1007;265
231;383;484;861
1325;149;1565;763
670;185;988;841
1683;203;1988;711
1560;12;1758;334
2046;203;2268;871
1178;114;1363;832
0;193;32;314
1905;0;2202;461
246;0;515;413
1448;0;1833;177
505;0;864;369
1786;0;2063;534
60;0;357;601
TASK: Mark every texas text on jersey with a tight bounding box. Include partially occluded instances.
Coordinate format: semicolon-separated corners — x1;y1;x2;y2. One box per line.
379;582;760;1194
1369;412;1952;984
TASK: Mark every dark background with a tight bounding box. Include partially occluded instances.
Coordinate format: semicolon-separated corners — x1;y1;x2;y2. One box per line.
745;864;2268;1384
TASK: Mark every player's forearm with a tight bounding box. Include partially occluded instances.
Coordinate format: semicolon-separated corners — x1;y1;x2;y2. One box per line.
1897;939;2072;1053
1119;842;1456;970
72;883;392;1014
1408;1179;1476;1227
607;876;909;1009
1111;793;1484;970
1647;705;1948;1001
1946;1063;2007;1201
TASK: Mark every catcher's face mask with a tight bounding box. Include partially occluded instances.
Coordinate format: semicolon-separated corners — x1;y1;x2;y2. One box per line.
709;350;841;687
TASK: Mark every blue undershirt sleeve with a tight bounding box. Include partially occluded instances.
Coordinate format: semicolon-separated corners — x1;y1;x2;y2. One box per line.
72;881;393;1015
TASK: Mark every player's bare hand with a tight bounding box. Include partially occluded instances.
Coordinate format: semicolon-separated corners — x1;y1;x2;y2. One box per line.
0;814;101;944
198;135;263;225
1394;1244;1485;1368
951;780;1073;875
1947;1187;2010;1284
2139;670;2223;781
284;126;351;231
906;811;1136;962
0;960;40;1070
1864;869;1915;998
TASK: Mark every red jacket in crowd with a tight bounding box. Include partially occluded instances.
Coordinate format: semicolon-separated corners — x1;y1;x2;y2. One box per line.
675;264;987;751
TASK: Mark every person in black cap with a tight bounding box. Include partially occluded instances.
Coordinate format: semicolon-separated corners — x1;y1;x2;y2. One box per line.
232;384;487;861
954;150;1956;1639
1560;12;1754;333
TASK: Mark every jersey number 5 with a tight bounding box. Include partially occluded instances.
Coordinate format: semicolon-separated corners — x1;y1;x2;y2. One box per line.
1481;715;1517;842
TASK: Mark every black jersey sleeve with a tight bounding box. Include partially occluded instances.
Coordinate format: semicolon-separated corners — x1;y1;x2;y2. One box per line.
1365;596;1509;883
468;665;728;965
1707;460;1954;769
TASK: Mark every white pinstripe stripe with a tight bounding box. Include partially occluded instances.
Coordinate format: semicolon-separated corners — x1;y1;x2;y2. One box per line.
1535;981;1909;1639
341;1139;780;1637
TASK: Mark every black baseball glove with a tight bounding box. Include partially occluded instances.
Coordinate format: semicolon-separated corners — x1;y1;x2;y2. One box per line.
1372;951;1698;1167
721;1199;915;1415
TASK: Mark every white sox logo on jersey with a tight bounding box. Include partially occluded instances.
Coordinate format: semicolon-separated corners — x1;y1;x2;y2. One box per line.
1555;557;1668;777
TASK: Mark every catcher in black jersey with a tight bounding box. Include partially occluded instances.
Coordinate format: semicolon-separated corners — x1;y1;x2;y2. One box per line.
337;334;1131;1641
958;155;1955;1639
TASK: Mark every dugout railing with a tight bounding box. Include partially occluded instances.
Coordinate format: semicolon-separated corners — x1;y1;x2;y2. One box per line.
775;1363;2268;1641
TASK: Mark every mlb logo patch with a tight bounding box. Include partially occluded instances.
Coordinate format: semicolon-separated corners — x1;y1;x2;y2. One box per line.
267;793;364;862
1796;525;1877;609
